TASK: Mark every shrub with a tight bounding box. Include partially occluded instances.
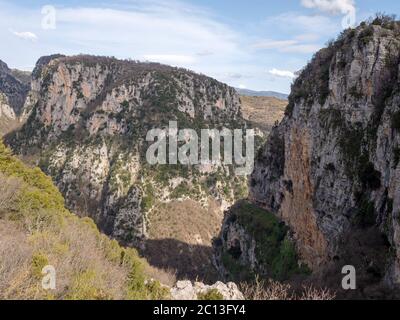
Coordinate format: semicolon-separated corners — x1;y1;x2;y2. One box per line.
224;201;309;281
240;278;292;300
0;173;22;216
391;111;400;130
31;252;49;278
358;26;374;46
144;280;171;300
393;147;400;168
221;251;253;281
170;181;191;199
349;86;364;99
353;198;376;227
371;13;397;29
121;100;130;108
324;163;336;172
67;270;112;300
360;162;381;190
197;289;224;300
240;278;335;300
141;184;155;212
338;127;363;177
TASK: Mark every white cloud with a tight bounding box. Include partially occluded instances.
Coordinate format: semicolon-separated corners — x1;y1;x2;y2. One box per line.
253;40;298;50
267;13;337;35
253;39;321;54
12;31;38;42
257;11;342;55
0;0;302;93
301;0;356;15
238;84;247;89
268;68;296;79
281;43;321;53
295;33;321;42
196;50;214;57
143;54;196;65
227;73;244;79
54;5;239;66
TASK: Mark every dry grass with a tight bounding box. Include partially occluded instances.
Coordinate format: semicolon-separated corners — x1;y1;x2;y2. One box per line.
0;217;133;299
0;221;34;299
144;264;177;288
0;173;22;215
300;285;336;300
145;198;223;282
240;96;287;135
0;145;170;300
240;277;336;301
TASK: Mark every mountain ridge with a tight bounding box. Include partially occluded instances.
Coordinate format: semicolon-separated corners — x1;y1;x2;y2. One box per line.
235;88;288;100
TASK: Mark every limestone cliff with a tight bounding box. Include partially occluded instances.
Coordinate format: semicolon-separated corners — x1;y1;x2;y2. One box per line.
6;55;248;280
216;18;400;297
0;60;30;135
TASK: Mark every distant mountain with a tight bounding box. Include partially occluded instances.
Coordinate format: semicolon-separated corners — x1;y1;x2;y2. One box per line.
240;96;287;136
0;60;30;115
235;88;288;100
0;60;31;135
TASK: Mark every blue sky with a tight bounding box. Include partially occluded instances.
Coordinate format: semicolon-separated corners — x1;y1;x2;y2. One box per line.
0;0;398;93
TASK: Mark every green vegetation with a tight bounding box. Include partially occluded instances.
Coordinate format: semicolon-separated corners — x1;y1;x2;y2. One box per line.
141;183;156;212
391;111;400;131
338;126;364;178
31;253;49;279
197;289;224;300
393;146;400;168
358;26;374;46
349;86;364;100
286;38;338;117
224;201;309;282
0;142;169;300
121;100;130;108
360;162;381;190
371;13;397;30
353;197;376;227
170;181;193;199
318;109;343;131
221;251;254;281
108;157;132;194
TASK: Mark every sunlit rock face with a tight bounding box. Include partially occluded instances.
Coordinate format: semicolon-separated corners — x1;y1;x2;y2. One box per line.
6;54;248;257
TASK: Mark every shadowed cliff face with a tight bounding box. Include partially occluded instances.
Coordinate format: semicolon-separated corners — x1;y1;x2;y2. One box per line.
0;60;31;135
0;60;30;115
216;18;400;296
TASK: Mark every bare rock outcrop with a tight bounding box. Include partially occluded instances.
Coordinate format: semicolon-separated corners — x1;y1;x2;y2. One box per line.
171;280;244;300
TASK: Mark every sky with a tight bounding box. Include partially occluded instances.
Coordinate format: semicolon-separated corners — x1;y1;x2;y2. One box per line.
0;0;398;93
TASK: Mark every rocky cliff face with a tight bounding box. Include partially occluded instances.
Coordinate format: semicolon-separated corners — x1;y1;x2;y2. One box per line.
6;55;248;280
0;60;30;135
216;19;400;297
